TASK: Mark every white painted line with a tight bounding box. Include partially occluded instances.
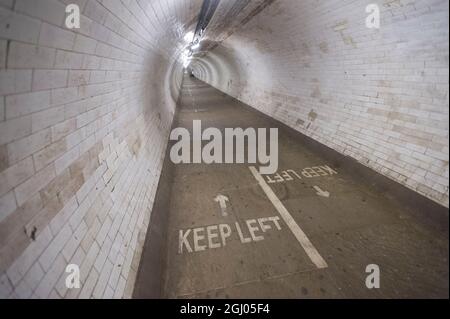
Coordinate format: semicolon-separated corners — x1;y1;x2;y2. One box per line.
249;166;328;269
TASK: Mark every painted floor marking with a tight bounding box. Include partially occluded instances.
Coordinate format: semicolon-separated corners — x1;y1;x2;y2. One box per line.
265;165;338;184
249;166;328;269
313;186;330;198
214;194;230;217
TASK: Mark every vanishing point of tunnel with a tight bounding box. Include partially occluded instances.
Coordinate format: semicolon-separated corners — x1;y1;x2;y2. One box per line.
0;0;448;299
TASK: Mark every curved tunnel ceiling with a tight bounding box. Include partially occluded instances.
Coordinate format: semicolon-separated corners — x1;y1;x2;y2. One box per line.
129;0;274;105
174;0;275;69
134;0;202;60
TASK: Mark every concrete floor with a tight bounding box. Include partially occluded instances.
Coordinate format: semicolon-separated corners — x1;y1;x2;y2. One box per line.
139;74;449;299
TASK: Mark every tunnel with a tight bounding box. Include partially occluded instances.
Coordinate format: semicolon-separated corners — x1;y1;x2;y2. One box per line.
0;0;448;300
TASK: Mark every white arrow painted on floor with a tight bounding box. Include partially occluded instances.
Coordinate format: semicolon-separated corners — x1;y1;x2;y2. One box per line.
314;186;330;198
214;194;229;217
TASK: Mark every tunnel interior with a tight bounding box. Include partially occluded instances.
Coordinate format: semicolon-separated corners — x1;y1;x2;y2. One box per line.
0;0;448;299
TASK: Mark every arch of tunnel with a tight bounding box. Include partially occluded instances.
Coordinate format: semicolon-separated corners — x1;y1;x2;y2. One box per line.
0;0;448;299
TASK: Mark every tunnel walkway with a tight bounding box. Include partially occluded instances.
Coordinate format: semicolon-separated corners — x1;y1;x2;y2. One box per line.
137;74;448;299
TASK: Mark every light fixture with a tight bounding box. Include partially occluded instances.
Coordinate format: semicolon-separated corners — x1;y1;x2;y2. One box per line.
183;59;191;68
183;31;194;43
191;42;201;50
181;48;192;68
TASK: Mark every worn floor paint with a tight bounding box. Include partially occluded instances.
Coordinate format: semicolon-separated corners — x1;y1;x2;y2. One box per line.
151;75;448;298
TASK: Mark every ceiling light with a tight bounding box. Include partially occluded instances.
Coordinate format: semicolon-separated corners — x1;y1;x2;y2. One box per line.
183;59;191;68
181;49;192;68
184;31;194;43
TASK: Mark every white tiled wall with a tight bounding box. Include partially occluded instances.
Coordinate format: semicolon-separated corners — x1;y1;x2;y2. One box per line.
193;0;450;208
0;0;201;299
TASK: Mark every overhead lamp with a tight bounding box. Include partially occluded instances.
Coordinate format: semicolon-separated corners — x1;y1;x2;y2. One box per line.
181;49;192;68
184;31;194;43
183;59;191;68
